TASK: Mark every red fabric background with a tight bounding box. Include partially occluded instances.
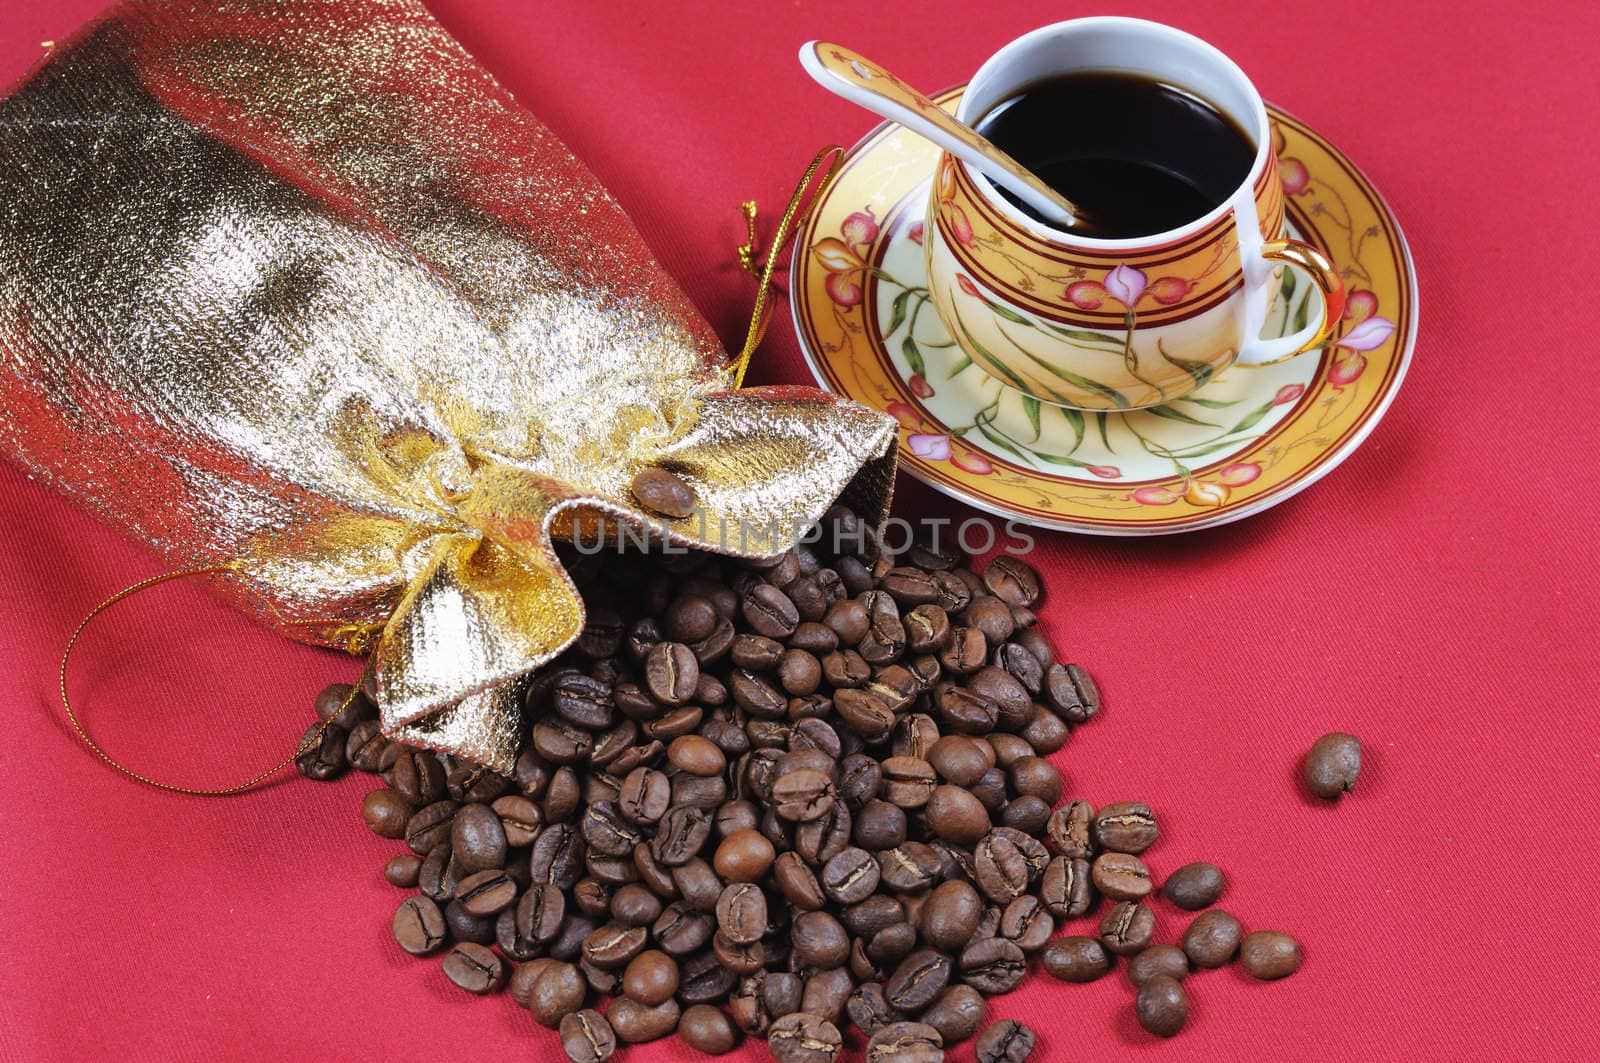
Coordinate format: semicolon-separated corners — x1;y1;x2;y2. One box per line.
2;1;1595;1059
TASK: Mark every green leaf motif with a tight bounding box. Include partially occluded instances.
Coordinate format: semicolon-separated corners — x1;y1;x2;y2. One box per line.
975;421;1029;463
947;356;973;379
1230;400;1278;436
1280;267;1298;302
1157;345;1216;390
1167;438;1258;460
884;290;910;340
1139;404;1219;427
1178;396;1242;409
982;299;1034;326
901;335;926;378
1022;396;1042;441
994;323;1132;409
1292;296;1311;335
1039;320;1126;351
1060;406;1085;454
1095;411;1113;450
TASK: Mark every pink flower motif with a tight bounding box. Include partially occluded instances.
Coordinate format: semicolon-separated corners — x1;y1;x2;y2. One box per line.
907;222;925;245
956;274;980;298
1064;280;1107;310
1086;465;1122;480
1103;264;1148;307
1147;277;1193;306
953;450;993;475
886;402;922;429
1272;384;1305;406
1131;485;1182;506
908;433;952;461
841;210;878;247
941;202;975;246
1328;353;1367;388
1343;289;1378;322
1218;462;1261;486
909;374;935;398
824;272;862;307
1280;158;1311;195
1336;316;1397;351
811;237;864;273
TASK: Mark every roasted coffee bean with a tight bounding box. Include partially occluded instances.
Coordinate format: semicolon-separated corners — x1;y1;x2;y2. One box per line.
680;951;737;1004
544;766;582;822
608;996;681;1044
1181;909;1242;968
1045;800;1094;859
742;584;800;639
772;768;836;822
651;805;712;866
582;800;642;857
775;850;827;911
920;880;983;952
981;557;1040;608
1127;944;1190;987
885;948;951;1012
528;960;587;1027
384;852;423;888
631;468;697;518
560;1008;617;1063
294;721;349;781
715;882;767;945
619;949;678;1006
880;757;937;809
878;842;941;893
445;898;496;944
443;941;506;994
1041;935;1109;983
880;567;941;606
1007;756;1061;804
419;845;462;902
456;868;517;916
866;1021;944;1063
1099;901;1156;955
998;895;1052;952
1093;801;1158;854
550;913;601;962
957;937;1025;995
533;718;595;764
801;968;853;1025
488;794;540;847
662;594;718;643
1135;975;1187;1038
790;622;840;655
767;1012;842;1063
362;788;416;839
813;846;877;904
614;767;669;826
999;795;1050;835
1018;708;1068;755
903;604;952;655
1043;663;1100;723
714;930;766;974
553;674;616;730
842;895;907;940
643;642;698;706
846;982;902;1038
854;800;908;851
793;910;851;969
760;971;806;1022
678;1004;738;1054
577;606;626;658
778;649;823;695
975;1019;1034;1063
1091;852;1152;901
714;828;776;883
1240;930;1302;979
865;922;917;970
925;785;991;845
833;688;895;741
450;803;507;872
926;735;993;787
583;921;648;969
992;642;1043;695
510;958;554;1009
965;596;1015;647
1163;861;1225;910
603;882;656;927
973;833;1031;903
346;719;388;772
921;984;984;1043
1305;731;1362;799
530;823;585;889
315;682;373;730
392;895;447;956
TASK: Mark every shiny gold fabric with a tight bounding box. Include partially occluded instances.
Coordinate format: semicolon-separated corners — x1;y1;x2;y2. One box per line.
0;0;897;772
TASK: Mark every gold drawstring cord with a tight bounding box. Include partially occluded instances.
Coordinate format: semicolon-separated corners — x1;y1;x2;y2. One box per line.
730;145;844;388
59;564;373;795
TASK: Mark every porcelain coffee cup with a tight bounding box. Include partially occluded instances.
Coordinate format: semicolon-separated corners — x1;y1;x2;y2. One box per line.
924;17;1345;411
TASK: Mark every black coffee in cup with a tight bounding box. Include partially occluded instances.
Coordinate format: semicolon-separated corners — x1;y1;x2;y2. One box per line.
972;71;1256;239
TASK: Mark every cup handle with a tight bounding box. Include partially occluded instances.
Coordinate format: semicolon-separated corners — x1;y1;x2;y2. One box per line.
1234;240;1347;366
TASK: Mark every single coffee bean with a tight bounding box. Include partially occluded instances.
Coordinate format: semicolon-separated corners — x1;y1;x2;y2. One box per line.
362;788;416;839
854;800;908;850
924;785;991;846
1135;975;1187;1038
743;584;800;639
631;467;697;518
1093;801;1158;854
1041;935;1110;983
975;1018;1035;1063
1099;901;1156;955
315;681;373;730
1163;861;1225;910
716;882;767;945
991;641;1042;694
1043;662;1100;723
1039;856;1092;919
999;795;1050;835
920;880;983;952
920;984;984;1043
713;828;774;882
528;960;587;1028
606;882;658;927
392;895;447;956
965;596;1015;647
878;842;942;893
509;958;554;1010
973;833;1031;903
581;800;642;857
998;894;1053;952
926;735;993;787
645;641;699;706
384;852;423;888
761;971;806;1023
767;1012;842;1063
583;921;649;969
552;673;617;730
560;1008;617;1063
1018;708;1069;755
621;949;679;1006
442;941;506;994
1239;930;1303;979
651;805;712;866
981;557;1040;608
516;882;566;943
295;721;349;781
608;996;681;1044
772;850;826;911
1091;851;1153;901
772;768;836;822
885;949;951;1012
1182;908;1242;968
1046;799;1094;859
1305;731;1362;799
880;757;937;809
817;846;878;904
866;1020;944;1063
680;951;737;1005
678;1003;738;1054
957;937;1025;995
455;868;517;916
346;719;388;772
793;910;852;969
1127;944;1190;987
616;767;670;826
490;794;542;847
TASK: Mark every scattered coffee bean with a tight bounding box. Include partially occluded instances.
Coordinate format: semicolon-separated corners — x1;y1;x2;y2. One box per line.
392;895;447;956
1127;944;1190;987
1091;851;1152;901
920;984;985;1043
975;1018;1035;1063
1093;802;1158;854
1041;935;1110;983
1135;975;1187;1037
1162;861;1225;910
560;1008;617;1063
1305;732;1362;799
1182;909;1243;968
1099;901;1156;955
608;996;681;1044
1240;930;1303;979
866;1020;944;1063
678;1003;738;1054
442;941;506;994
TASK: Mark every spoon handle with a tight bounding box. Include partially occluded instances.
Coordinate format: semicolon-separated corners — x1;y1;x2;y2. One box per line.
799;41;1082;228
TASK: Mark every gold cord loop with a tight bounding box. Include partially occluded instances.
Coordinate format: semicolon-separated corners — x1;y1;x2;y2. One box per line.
730;145;845;388
59;564;373;795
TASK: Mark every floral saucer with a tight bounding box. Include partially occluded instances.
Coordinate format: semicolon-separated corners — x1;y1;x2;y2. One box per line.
791;86;1416;534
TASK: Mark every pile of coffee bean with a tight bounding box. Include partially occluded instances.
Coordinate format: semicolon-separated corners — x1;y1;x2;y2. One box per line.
298;507;1300;1057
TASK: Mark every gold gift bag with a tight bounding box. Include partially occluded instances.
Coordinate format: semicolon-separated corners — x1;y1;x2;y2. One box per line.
0;0;896;773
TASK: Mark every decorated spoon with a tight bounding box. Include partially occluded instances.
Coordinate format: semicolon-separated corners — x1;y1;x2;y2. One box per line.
799;40;1084;229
